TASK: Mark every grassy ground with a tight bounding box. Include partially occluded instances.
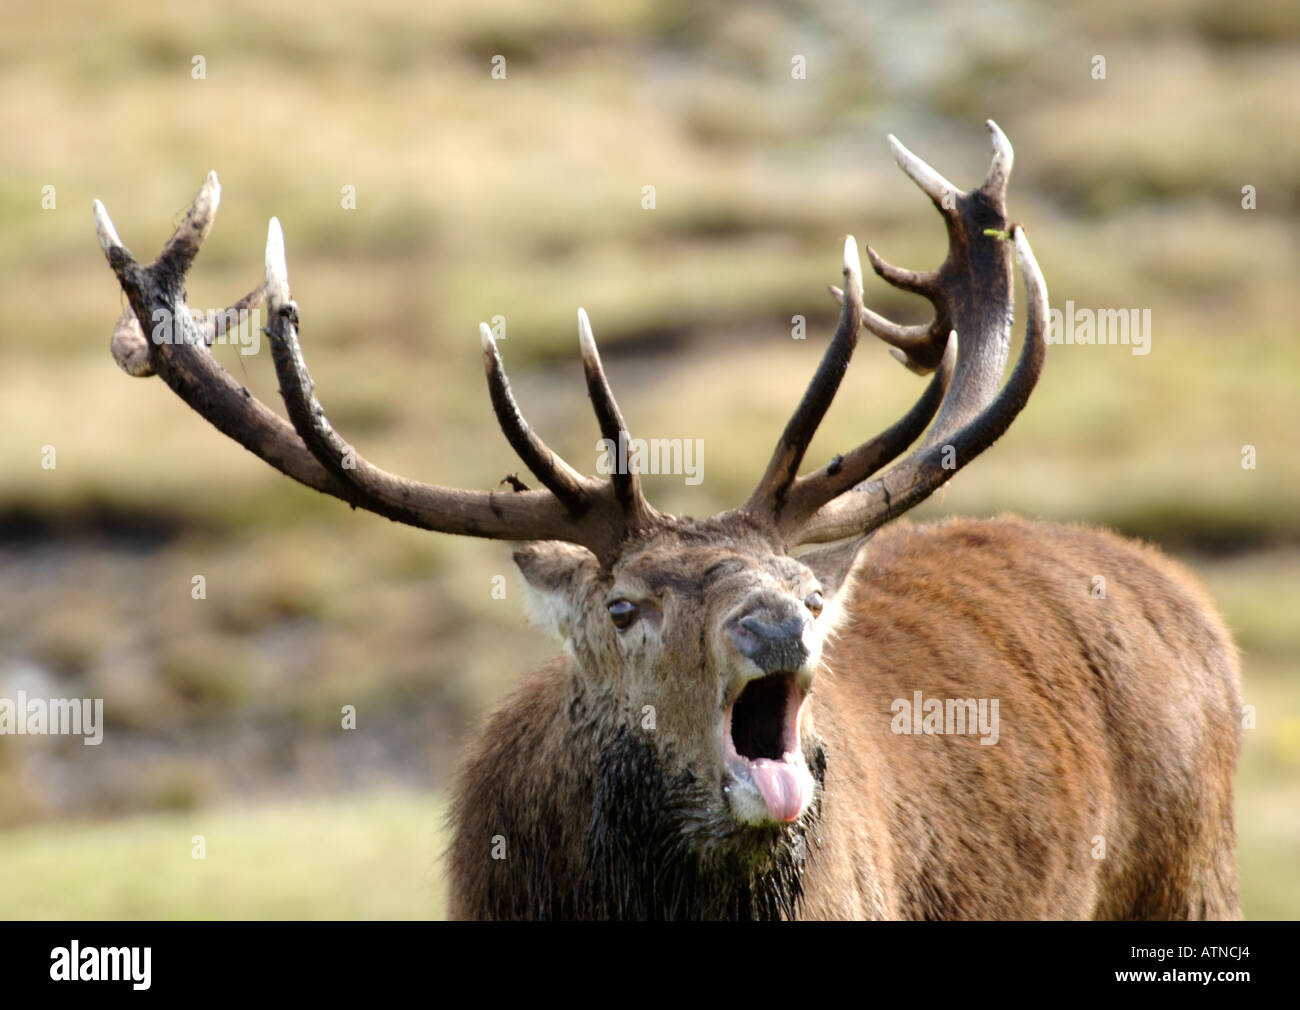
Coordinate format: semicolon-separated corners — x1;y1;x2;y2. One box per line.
0;0;1296;919
0;730;1294;919
0;791;446;919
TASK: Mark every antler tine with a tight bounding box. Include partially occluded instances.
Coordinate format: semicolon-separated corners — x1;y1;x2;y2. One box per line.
856;281;952;373
888;119;1012;210
830;280;944;376
856;127;956;372
478;323;592;513
982;119;1014;203
92;199;124;254
157;170;221;279
745;237;864;524
780;337;955;532
267;221;587;516
888;133;961;208
265;215;290;307
95;175;222;378
795;225;1047;545
93;175;634;561
843;121;1019;377
261;217;355;484
577;309;657;527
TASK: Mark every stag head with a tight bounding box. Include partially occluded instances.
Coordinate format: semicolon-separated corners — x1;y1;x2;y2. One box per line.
93;122;1046;861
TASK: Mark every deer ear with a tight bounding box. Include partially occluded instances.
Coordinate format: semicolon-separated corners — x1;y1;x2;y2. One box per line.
512;541;600;642
798;535;871;598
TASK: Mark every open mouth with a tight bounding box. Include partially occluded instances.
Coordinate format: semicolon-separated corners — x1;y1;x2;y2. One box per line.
723;672;812;824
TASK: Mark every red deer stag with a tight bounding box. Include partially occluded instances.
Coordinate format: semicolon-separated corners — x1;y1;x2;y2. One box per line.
93;121;1241;920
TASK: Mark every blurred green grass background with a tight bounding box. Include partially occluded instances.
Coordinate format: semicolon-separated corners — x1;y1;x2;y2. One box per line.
0;0;1297;919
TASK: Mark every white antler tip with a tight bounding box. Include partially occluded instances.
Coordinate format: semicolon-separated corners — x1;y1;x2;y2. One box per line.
843;235;862;279
265;217;289;306
479;322;496;352
886;133;917;167
577;307;598;358
985;120;1014;180
92;199;122;253
941;332;958;370
194;171;221;222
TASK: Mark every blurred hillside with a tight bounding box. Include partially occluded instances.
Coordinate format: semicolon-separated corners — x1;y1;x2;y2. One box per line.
0;0;1297;918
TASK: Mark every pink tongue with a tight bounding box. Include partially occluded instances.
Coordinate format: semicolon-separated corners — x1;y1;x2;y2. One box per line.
749;758;808;822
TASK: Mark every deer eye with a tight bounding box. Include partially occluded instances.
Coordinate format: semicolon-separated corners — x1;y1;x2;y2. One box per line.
804;591;825;618
607;599;639;631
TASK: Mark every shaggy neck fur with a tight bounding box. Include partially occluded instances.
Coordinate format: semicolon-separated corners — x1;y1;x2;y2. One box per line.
484;692;826;921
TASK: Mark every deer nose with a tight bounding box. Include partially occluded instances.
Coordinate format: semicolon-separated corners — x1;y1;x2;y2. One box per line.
728;611;810;674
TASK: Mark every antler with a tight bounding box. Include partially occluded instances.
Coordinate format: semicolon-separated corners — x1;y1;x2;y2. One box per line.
92;172;657;563
94;122;1043;566
745;120;1047;546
